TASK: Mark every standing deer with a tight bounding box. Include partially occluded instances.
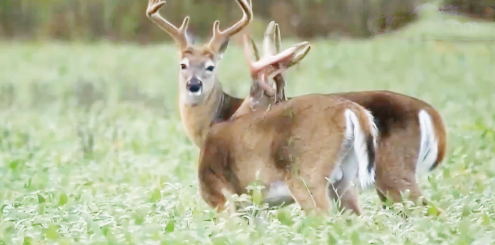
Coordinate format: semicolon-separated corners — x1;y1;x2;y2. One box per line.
232;24;370;214
198;36;378;215
146;0;253;147
247;21;448;215
146;0;447;214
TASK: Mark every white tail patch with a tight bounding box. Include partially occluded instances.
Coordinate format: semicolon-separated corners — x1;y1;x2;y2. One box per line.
417;110;439;174
340;109;376;189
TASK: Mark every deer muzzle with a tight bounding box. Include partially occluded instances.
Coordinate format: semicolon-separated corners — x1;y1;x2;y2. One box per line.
187;77;203;96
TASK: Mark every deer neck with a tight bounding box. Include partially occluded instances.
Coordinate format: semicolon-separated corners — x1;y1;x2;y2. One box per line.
178;80;244;148
230;97;253;119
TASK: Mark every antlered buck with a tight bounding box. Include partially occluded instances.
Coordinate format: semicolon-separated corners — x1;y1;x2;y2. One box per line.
146;0;253;146
255;22;447;214
240;22;448;215
197;36;378;215
146;0;447;214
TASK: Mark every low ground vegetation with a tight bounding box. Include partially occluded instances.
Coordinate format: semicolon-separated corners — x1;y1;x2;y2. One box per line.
0;18;495;244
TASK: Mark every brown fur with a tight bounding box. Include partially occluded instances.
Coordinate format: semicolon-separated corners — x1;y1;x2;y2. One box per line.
233;23;446;214
146;0;253;147
332;90;447;212
194;90;446;214
198;94;376;215
147;0;447;213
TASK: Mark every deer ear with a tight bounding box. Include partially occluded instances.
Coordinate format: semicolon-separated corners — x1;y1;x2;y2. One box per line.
217;39;229;60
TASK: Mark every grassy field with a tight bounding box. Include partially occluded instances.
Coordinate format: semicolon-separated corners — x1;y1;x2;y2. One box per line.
1;17;495;244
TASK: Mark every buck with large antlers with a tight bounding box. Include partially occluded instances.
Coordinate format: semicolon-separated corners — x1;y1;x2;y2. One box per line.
197;36;378;215
146;0;253;147
146;0;447;214
245;21;448;214
233;23;367;214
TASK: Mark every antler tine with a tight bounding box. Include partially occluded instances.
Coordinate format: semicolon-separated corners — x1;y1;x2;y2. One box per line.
251;46;298;74
272;42;310;101
263;21;277;56
274;23;281;53
208;0;253;51
270;22;285;101
146;0;190;50
285;45;311;68
243;35;275;96
249;36;261;61
280;41;311;68
248;41;309;77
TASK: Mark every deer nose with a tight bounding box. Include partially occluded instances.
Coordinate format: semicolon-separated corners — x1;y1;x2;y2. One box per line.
187;77;203;94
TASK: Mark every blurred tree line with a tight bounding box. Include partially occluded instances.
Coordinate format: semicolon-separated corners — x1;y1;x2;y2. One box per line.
0;0;494;43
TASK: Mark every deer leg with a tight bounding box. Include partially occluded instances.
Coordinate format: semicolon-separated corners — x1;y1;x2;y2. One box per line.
285;175;331;216
198;174;237;215
375;174;443;216
327;141;364;216
328;178;362;215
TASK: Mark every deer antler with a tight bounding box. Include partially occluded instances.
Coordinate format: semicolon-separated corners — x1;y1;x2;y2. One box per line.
268;22;285;100
249;21;311;100
146;0;190;50
263;21;278;57
207;0;253;52
243;35;310;97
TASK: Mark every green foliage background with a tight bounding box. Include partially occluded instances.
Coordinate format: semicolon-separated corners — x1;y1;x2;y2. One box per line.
1;0;494;42
1;0;495;244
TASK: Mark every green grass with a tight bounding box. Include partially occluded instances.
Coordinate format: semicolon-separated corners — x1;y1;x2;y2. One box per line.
1;17;495;244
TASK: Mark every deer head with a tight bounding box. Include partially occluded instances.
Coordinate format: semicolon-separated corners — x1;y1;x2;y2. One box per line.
243;33;310;107
247;21;310;103
146;0;253;106
229;33;310;119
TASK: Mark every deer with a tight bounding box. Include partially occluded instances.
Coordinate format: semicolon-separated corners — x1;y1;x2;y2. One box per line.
145;0;447;214
197;35;378;216
245;21;448;215
145;0;253;147
227;23;370;215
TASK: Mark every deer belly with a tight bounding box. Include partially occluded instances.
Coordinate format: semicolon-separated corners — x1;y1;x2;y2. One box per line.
262;181;295;206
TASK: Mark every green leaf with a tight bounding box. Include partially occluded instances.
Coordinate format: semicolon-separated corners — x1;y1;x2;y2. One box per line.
427;203;439;216
37;194;46;204
328;230;339;244
9;159;21;170
276;209;294;226
23;237;34;245
132;210;145;225
59;193;68;206
44;224;58;240
150;188;161;202
252;188;262;205
165;221;175;233
351;230;361;245
24;178;32;188
0;204;7;213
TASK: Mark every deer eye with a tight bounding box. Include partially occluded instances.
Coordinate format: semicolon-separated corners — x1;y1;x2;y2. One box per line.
206;66;215;72
180;63;187;70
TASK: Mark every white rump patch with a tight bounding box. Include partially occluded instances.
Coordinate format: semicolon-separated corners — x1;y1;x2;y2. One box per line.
342;109;376;189
417;110;439;174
